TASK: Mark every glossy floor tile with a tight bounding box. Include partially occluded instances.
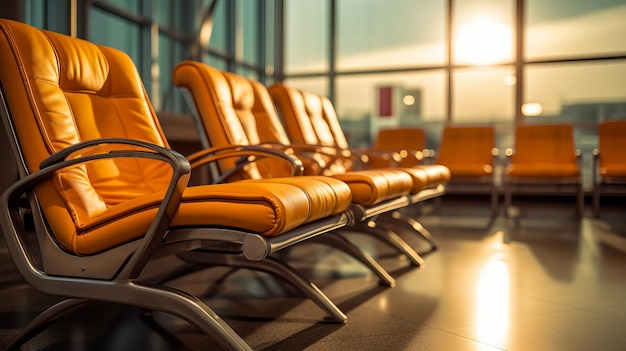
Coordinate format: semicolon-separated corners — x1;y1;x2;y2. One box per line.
1;195;625;350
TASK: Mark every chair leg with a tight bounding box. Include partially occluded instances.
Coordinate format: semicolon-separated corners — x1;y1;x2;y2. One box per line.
576;183;584;217
593;183;601;217
309;233;396;287
379;210;438;254
490;184;499;216
128;281;254;351
176;251;347;323
7;283;253;351
350;221;426;266
504;181;512;217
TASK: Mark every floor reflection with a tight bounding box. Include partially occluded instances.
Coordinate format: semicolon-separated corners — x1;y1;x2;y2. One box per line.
475;252;510;348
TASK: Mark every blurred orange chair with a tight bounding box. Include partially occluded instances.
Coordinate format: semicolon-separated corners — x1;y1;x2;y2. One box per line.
504;123;583;216
593;119;626;217
436;125;499;215
373;127;428;167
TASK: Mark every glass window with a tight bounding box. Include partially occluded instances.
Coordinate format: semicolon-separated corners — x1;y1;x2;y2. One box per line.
526;0;626;60
283;77;329;98
239;0;260;64
89;7;141;66
99;0;141;15
265;0;276;76
337;0;446;70
210;0;230;53
205;55;229;71
159;35;189;114
236;67;260;81
24;0;45;29
335;71;446;147
173;1;199;34
285;0;329;73
452;66;515;122
524;61;626;120
453;0;515;65
156;0;170;27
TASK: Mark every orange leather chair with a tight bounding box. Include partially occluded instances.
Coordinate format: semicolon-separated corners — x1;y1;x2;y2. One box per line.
0;19;355;350
436;125;499;214
504;123;583;216
593;119;626;217
268;83;450;250
268;83;451;190
172;61;443;266
373;127;428;168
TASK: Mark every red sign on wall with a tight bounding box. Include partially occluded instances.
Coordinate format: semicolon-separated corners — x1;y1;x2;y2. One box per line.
378;86;393;118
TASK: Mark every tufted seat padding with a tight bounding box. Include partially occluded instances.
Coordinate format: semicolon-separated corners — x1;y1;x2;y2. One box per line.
331;169;413;207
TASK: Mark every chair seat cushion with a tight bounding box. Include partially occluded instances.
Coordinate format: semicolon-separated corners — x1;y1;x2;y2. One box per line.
414;165;451;186
67;179;352;255
331;169;412;207
396;167;429;193
507;164;580;177
444;163;492;178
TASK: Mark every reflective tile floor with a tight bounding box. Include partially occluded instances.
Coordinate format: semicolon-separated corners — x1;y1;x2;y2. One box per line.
1;195;625;350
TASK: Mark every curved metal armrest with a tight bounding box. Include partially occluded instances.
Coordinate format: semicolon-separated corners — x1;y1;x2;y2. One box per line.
287;143;397;169
268;142;356;171
3;137;191;279
40;138;182;169
282;142;351;159
186;144;304;182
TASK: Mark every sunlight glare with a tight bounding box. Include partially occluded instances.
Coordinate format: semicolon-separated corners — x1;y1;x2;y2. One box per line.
455;17;512;65
475;256;510;349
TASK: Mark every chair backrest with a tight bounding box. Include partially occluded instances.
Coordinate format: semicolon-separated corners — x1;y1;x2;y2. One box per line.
0;19;173;255
300;90;338;147
437;126;495;177
512;123;577;166
172;61;294;179
269;83;351;150
270;84;363;171
598;119;626;176
268;83;322;145
320;95;351;150
374;127;425;167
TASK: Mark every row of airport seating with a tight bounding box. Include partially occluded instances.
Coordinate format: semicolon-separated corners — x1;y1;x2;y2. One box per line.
372;121;626;217
0;19;450;350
